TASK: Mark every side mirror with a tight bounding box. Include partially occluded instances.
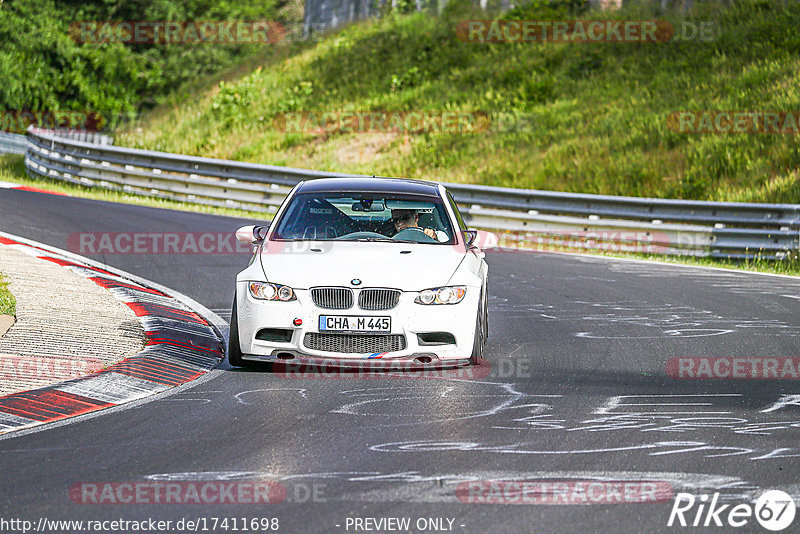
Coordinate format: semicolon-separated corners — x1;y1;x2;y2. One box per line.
462;230;478;247
463;229;499;249
235;224;270;245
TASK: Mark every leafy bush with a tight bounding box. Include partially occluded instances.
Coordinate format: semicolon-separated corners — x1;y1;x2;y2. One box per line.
0;0;286;123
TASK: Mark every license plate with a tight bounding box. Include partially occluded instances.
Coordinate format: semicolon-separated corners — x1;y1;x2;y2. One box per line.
318;315;391;333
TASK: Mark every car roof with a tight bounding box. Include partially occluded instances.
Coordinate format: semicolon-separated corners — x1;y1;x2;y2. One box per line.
295;177;441;196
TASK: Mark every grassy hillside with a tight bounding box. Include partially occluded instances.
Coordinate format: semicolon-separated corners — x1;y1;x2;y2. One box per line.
116;0;800;202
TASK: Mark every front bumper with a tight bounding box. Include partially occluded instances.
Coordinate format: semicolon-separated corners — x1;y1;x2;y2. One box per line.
241;352;472;370
235;283;478;367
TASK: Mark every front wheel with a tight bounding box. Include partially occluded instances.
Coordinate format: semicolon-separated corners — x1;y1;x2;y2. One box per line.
228;295;245;366
470;291;486;365
481;284;489;343
228;295;262;368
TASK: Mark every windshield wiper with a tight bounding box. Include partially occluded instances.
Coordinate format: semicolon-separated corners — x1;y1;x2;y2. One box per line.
346;237;422;244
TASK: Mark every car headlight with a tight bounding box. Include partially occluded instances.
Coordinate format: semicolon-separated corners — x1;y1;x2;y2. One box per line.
249;281;296;301
414;286;466;305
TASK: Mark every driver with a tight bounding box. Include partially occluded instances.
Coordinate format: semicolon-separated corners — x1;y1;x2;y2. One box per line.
391;209;437;239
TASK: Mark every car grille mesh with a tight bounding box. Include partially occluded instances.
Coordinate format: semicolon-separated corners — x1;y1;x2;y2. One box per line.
358;289;401;310
310;287;402;310
311;287;353;309
303;333;406;354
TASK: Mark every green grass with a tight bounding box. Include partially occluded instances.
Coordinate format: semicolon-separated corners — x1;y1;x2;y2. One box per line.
0;273;15;317
594;250;800;277
0;155;268;220
115;0;800;203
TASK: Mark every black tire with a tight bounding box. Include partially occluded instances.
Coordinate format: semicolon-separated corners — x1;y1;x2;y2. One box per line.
228;295;272;370
229;295;264;369
228;295;246;367
481;283;489;344
470;291;485;365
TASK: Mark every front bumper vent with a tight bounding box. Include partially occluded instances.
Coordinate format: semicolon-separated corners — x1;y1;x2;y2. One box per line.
255;328;293;343
303;333;406;354
417;332;456;345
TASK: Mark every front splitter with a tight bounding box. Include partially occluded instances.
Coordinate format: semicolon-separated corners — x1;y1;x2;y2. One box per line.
241;351;473;371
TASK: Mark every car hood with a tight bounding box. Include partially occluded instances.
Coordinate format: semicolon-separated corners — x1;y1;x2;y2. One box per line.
258;241;465;290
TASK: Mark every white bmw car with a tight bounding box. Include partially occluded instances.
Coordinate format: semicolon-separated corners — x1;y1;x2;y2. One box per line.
228;177;492;369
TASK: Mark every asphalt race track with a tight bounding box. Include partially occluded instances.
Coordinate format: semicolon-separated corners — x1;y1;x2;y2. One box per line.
2;188;800;533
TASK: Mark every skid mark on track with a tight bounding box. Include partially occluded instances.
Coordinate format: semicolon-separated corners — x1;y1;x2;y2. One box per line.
604;262;800;297
235;388;308;405
368;439;800;462
330;381;560;428
322;390;800;463
142;469;771;504
491;297;800;339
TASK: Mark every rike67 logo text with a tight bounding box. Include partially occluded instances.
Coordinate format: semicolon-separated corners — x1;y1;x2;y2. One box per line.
668;490;796;531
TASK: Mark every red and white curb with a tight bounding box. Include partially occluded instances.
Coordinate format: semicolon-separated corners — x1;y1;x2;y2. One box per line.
0;180;67;196
0;232;224;435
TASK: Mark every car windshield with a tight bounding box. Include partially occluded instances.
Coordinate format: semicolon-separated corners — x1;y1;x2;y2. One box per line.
272;192;456;244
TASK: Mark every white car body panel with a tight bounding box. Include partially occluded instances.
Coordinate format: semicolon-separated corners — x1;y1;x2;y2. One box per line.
255;242;467;290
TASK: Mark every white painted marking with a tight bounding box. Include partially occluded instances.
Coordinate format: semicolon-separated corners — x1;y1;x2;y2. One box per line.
331;382;560;427
234;388;308;405
594;394;740;415
761;395;800;413
143;469;747;489
7;244;41;256
0;412;38;429
750;449;800;460
575;329;734;339
56;372;170;404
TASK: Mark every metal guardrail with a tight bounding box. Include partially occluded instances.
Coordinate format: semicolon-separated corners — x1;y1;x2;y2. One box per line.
23;127;800;260
0;133;27;155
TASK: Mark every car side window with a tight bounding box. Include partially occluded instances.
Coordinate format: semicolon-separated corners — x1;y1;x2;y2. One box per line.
447;192;467;231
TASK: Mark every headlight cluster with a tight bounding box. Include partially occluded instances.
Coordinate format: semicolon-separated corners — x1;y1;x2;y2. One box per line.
249;281;296;301
415;286;467;305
